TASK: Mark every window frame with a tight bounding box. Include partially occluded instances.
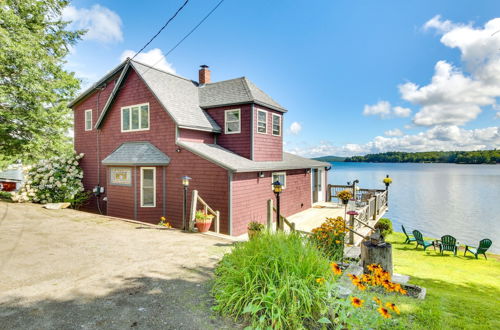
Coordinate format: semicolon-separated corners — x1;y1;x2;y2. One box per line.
224;109;241;134
140;167;156;208
121;103;150;133
84;109;92;131
272;113;282;136
256;109;268;134
271;172;286;190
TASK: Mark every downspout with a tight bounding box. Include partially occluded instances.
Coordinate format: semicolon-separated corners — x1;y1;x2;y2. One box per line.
95;85;106;214
228;171;233;235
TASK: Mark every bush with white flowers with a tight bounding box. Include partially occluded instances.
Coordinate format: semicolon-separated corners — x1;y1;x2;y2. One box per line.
12;153;85;205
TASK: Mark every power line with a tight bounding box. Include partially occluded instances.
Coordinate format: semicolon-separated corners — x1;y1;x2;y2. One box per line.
131;0;190;60
139;0;226;74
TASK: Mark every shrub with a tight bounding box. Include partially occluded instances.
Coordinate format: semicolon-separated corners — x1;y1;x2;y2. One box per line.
11;153;86;208
310;217;346;261
375;218;393;238
247;221;265;231
212;231;333;329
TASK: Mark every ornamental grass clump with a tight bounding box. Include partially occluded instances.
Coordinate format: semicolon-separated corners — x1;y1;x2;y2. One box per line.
212;231;334;329
11;153;87;207
310;216;346;261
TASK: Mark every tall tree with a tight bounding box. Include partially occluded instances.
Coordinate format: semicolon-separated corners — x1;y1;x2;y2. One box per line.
0;0;84;168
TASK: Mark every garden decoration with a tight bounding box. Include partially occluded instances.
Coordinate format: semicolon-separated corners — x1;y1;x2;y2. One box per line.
158;216;173;228
383;175;392;190
337;189;353;221
247;221;265;239
195;210;214;232
464;239;492;259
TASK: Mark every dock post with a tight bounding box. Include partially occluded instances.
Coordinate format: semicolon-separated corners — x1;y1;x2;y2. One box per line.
267;199;273;229
349;213;355;244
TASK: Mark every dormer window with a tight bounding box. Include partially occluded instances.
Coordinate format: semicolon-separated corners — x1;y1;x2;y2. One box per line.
257;109;267;134
272;113;281;136
225;109;241;134
121;103;149;132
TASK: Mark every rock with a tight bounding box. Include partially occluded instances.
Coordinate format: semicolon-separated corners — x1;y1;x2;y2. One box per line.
44;203;71;210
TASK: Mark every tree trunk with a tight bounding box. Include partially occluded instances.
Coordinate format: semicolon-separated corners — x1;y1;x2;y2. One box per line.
360;241;393;276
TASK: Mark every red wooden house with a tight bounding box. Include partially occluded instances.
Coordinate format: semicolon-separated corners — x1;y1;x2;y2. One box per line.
70;59;329;235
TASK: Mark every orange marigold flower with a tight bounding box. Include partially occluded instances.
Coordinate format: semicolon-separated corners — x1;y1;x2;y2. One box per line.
350;296;364;308
316;277;326;285
386;302;400;314
377;307;391;319
373;297;382;305
330;263;342;275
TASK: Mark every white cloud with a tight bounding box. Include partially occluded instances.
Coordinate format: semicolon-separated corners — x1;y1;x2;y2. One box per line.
120;48;176;74
289;122;302;135
363;101;391;118
286;126;500;157
401;16;500;126
384;128;403;137
363;101;412;119
63;5;123;43
393;106;412;118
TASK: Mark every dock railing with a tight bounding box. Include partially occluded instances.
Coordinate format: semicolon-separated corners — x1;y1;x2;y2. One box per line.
189;190;220;233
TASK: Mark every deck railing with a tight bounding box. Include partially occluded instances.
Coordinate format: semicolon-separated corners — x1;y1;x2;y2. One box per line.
189;190;220;233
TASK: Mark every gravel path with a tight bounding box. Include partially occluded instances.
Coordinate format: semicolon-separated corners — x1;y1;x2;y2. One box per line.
0;201;239;329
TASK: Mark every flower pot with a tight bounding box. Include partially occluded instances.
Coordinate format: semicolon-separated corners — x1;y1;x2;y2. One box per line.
196;221;212;233
342;199;349;205
248;229;261;239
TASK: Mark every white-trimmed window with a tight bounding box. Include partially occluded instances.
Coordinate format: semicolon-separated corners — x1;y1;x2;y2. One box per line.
257;109;267;134
272;172;286;190
121;103;149;132
84;109;92;131
225;109;241;134
272;113;281;136
140;167;156;207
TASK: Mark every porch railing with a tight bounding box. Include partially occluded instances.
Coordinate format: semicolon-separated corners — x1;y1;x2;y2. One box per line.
189;190;220;233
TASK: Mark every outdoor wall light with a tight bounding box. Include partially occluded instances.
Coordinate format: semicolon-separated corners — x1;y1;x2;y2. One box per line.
176;148;181;153
258;171;265;178
305;169;311;174
182;176;192;187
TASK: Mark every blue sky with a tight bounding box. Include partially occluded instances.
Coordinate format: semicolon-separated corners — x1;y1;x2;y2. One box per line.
65;0;500;156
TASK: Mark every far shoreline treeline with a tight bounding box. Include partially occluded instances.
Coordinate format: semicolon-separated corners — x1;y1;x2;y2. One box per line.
312;150;500;164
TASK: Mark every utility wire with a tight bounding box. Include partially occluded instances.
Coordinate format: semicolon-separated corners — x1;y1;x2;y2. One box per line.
138;0;226;74
131;0;190;60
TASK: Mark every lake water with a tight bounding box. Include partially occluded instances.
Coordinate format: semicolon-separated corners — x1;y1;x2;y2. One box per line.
328;162;500;254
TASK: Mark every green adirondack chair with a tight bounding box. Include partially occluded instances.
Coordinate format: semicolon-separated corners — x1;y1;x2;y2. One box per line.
412;230;435;251
464;239;492;260
402;225;416;244
439;235;457;256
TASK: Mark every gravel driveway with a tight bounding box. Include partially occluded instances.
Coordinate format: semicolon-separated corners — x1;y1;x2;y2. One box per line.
0;201;238;329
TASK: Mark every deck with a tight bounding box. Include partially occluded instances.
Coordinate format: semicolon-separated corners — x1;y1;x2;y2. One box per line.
287;186;389;246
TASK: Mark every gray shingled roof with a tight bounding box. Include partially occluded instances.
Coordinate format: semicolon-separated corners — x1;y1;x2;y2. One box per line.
102;142;171;166
199;77;286;112
130;61;221;131
177;141;329;172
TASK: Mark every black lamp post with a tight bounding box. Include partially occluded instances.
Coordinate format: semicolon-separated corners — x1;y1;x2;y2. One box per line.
272;180;283;231
182;176;192;231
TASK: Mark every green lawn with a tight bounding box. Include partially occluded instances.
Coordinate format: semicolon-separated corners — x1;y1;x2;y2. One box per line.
381;232;500;329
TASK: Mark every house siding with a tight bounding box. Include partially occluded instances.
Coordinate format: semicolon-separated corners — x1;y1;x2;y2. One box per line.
253;105;283;161
205;104;252;158
178;128;215;143
231;169;311;236
74;67;230;233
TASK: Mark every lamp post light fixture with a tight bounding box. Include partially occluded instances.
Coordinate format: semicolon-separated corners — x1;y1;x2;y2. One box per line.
272;180;283;231
182;176;192;231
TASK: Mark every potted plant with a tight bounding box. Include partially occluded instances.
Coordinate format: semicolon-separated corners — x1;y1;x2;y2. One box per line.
337;190;353;205
195;210;214;233
247;221;265;239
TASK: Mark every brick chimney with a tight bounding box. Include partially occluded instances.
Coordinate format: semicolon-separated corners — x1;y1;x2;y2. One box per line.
199;65;211;85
